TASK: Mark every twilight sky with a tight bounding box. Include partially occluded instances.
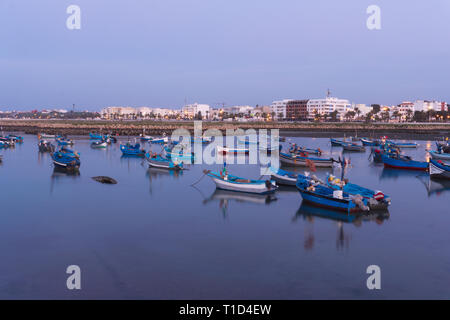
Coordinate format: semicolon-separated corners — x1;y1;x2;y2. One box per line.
0;0;449;111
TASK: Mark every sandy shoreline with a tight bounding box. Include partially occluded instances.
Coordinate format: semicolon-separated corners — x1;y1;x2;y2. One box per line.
0;119;449;139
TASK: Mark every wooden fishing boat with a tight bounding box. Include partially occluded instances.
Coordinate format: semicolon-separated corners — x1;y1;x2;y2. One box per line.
360;138;381;147
381;154;428;171
56;137;74;146
145;152;183;170
330;138;346;146
288;145;322;155
0;138;14;148
428;150;450;161
39;133;56;139
429;159;450;179
269;167;299;186
296;176;369;213
163;146;195;161
91;140;107;149
6;135;23;143
342;142;365;152
216;145;249;155
387;140;417;148
326;175;391;210
89;133;103;140
206;170;278;194
150;137;169;144
38;140;55;153
280;152;334;168
120;143;145;156
193;136;213;144
436;142;450;154
52;147;81;171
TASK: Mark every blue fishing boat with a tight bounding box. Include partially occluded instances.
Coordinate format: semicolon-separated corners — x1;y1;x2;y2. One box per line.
428;150;450;161
360;138;381;147
150;137;169;144
0;137;14;148
330;138;346;146
288;144;322;155
89;133;103;140
52;147;80;171
6;135;23;143
296;176;369;213
326;175;391;210
56;137;74;146
429;159;450;179
386;140;417;148
269;167;300;186
381;153;428;171
163;146;195;161
120;142;145;156
193;137;213;144
145;152;183;170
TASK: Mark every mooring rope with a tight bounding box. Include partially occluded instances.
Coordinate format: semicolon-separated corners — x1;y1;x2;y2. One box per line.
190;169;211;186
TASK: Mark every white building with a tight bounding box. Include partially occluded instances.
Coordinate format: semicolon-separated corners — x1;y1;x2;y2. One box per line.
270;99;291;119
307;97;351;120
101;106;136;119
350;103;372;116
182;103;211;119
228;105;254;115
413;100;446;112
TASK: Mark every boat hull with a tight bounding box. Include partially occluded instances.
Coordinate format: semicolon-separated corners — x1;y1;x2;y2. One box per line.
342;144;365;152
207;173;277;195
428;150;450;161
280;153;333;168
297;189;359;213
381;154;428;171
429;160;450;179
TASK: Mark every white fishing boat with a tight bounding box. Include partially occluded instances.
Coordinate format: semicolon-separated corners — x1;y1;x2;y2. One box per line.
216;146;249;155
429;159;450;179
206;170;278;194
39;133;56;139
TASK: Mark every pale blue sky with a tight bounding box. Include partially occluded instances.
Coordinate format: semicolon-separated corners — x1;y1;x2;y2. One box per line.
0;0;449;110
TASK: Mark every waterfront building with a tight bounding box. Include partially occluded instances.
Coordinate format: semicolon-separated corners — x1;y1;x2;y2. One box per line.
285;100;309;120
101;106;136;119
306;97;351;120
182;103;211;119
270;99;291;119
413;100;447;112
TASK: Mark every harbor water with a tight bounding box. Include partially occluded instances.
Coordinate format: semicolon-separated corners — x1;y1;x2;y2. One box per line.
0;135;449;299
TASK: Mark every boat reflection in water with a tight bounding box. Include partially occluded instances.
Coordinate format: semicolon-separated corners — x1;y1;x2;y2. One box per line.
50;167;81;194
146;167;183;180
380;167;428;181
202;189;277;218
418;177;450;197
294;203;389;250
146;167;183;194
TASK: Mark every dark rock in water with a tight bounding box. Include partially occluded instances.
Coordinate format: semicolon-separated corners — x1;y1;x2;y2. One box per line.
92;176;117;184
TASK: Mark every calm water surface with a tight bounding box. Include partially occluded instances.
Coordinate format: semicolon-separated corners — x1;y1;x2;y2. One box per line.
0;135;449;299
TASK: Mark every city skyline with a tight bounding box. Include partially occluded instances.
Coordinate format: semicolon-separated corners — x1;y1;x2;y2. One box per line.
1;0;450;110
